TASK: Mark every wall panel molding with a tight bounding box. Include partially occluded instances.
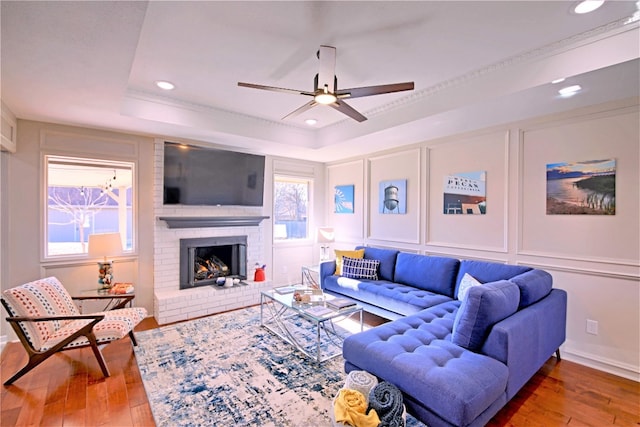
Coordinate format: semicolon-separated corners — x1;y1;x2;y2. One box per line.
40;129;140;158
515;260;639;281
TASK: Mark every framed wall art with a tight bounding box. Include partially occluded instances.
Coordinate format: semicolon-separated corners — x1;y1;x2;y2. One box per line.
546;158;615;215
379;179;407;214
443;171;487;215
334;184;355;214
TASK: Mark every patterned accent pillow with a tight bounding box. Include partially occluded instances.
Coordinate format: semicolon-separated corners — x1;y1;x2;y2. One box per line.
334;249;365;275
342;256;380;280
457;273;483;301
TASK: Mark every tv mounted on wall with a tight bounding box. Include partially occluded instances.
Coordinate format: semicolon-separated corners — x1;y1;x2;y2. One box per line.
163;142;265;206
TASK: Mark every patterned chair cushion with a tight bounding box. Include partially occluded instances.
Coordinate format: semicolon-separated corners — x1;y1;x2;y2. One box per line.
41;307;148;351
2;277;79;350
2;277;147;352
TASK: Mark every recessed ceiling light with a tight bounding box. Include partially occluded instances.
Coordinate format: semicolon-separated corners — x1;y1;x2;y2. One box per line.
155;80;175;90
574;0;605;14
558;85;582;97
551;78;566;84
305;118;318;126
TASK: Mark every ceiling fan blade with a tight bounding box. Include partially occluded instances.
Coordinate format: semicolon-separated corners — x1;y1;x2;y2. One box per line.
336;82;414;99
330;99;367;122
238;82;314;97
282;100;317;120
317;45;336;91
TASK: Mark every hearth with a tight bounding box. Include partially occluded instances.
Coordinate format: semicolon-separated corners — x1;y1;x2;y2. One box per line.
179;236;247;289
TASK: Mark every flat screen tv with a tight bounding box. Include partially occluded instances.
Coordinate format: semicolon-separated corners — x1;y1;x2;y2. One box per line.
163;142;265;206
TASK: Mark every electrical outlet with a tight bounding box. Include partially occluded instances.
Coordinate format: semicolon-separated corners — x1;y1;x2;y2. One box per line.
586;319;598;335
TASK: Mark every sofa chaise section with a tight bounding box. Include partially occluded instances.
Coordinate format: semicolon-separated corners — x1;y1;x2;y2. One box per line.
321;247;567;426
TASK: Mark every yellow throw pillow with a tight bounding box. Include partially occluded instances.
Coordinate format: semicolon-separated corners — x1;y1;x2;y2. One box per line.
334;249;365;275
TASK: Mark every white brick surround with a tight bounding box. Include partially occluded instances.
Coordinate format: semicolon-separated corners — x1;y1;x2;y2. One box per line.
153;141;271;325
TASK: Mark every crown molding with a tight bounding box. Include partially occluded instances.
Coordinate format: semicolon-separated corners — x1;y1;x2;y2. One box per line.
324;17;640;131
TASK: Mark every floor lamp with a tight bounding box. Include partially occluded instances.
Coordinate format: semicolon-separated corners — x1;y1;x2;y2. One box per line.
88;232;123;291
317;227;335;262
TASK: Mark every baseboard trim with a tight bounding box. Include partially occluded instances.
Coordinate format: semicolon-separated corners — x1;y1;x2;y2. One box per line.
563;348;639;382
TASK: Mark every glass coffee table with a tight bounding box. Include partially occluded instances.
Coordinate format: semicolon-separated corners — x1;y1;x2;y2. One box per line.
260;287;363;363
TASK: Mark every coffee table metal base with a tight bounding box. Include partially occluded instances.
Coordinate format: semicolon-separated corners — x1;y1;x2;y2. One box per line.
260;292;363;363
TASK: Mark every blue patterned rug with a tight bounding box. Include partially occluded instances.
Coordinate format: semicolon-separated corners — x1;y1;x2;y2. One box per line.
134;306;425;426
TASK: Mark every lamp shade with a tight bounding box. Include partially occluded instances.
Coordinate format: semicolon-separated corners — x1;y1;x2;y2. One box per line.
88;233;123;260
316;227;335;244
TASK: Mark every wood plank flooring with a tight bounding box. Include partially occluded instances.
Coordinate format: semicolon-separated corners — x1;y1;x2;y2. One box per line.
1;314;638;426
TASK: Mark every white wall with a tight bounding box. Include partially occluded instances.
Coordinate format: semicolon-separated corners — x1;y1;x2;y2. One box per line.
0;120;156;342
326;98;640;381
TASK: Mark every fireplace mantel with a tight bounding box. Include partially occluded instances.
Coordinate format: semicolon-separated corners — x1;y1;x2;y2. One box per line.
159;216;270;229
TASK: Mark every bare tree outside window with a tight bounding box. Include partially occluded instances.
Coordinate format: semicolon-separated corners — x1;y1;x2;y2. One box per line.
274;177;310;240
46;156;134;257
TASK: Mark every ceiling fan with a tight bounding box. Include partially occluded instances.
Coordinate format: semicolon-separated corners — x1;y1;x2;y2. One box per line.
238;45;414;122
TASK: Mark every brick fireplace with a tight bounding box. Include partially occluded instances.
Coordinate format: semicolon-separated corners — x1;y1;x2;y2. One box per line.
153;142;272;325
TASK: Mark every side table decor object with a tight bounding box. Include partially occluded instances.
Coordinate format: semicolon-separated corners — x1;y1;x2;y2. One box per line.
88;232;123;291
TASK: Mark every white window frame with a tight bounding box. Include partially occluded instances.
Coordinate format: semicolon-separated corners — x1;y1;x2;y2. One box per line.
273;174;314;243
43;154;136;260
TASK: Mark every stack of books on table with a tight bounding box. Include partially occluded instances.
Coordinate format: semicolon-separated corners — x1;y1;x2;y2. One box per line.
326;298;357;310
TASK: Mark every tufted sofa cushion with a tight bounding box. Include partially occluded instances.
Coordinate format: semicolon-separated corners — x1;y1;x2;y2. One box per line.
323;275;452;316
343;302;509;426
356;246;400;282
452;280;520;351
394;253;460;297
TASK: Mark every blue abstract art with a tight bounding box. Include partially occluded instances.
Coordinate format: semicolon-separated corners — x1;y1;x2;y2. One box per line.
334;185;355;214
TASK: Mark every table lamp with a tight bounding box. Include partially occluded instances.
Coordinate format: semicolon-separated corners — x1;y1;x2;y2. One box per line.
88;232;123;291
317;227;335;262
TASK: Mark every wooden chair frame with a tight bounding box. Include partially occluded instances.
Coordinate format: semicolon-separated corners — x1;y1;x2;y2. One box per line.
2;298;117;386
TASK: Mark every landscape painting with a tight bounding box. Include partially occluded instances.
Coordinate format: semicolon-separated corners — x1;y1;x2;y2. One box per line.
379;180;407;214
334;185;354;214
443;171;487;214
546;158;616;215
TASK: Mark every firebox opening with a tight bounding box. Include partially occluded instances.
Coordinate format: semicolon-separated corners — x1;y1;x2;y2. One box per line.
180;236;247;289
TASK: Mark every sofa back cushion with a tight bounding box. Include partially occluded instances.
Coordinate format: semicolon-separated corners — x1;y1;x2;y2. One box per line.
509;269;553;308
355;246;399;282
455;260;531;297
393;253;460;297
452;280;520;351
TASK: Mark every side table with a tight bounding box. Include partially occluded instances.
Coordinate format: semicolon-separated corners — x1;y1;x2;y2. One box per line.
73;289;135;313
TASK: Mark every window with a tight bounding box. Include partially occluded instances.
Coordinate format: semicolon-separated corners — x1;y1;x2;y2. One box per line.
273;176;310;241
45;155;134;258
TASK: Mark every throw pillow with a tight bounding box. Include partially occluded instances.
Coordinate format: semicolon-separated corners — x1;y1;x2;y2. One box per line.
457;273;482;301
342;257;380;280
452;280;520;351
334;249;365;275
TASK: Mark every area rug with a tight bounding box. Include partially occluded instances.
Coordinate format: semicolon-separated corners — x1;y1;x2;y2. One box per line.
134;306;426;426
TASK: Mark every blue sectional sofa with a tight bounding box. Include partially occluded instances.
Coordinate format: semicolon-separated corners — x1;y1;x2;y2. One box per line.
319;247;567;427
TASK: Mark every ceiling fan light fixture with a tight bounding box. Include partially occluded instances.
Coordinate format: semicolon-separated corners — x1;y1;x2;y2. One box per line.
314;93;337;104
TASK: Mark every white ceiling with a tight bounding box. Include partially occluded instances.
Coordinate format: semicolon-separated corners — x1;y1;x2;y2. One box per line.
2;1;639;162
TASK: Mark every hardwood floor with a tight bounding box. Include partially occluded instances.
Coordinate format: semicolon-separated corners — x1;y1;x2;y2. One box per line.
1;314;638;427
